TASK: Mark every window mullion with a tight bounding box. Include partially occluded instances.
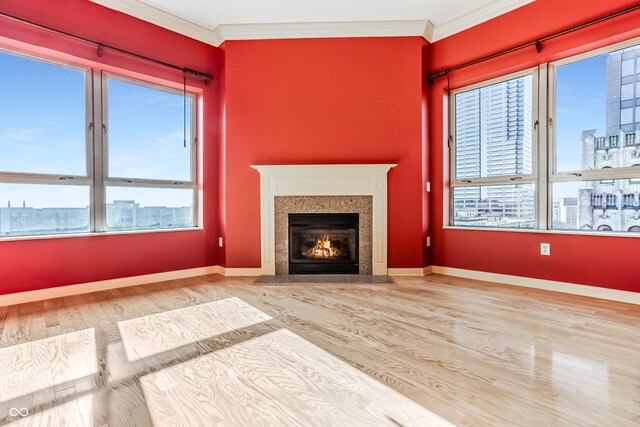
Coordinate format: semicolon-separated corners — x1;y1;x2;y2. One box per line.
93;69;106;233
538;63;549;230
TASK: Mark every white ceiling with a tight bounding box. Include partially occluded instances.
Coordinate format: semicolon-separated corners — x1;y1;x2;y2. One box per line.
91;0;534;46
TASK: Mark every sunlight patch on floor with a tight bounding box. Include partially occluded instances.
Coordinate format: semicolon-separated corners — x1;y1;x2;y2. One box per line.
0;328;97;404
141;328;456;426
117;297;272;362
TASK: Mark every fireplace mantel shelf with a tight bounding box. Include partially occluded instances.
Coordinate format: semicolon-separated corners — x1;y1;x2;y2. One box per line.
251;164;396;275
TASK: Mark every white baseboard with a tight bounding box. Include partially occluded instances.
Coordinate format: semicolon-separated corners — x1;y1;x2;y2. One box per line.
0;266;224;308
430;266;640;305
223;268;263;277
387;268;425;276
4;263;637;307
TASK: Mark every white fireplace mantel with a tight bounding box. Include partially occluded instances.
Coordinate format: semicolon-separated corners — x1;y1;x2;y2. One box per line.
250;164;396;275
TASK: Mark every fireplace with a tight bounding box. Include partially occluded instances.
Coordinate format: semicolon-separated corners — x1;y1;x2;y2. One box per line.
288;213;359;274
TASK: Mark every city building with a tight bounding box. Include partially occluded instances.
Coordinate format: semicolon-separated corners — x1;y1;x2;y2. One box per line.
552;197;578;229
454;75;534;227
578;45;640;231
0;201;192;236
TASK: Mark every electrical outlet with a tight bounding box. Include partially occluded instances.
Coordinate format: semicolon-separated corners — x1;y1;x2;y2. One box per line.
426;236;431;247
218;237;224;247
540;243;550;256
426;182;431;192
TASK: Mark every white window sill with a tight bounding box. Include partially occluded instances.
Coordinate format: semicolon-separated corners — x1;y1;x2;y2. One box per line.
442;225;640;238
0;227;204;243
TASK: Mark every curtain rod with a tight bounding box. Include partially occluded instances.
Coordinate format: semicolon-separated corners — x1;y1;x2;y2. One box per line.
0;10;214;83
426;3;640;85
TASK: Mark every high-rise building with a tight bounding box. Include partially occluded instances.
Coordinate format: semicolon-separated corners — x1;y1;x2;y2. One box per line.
606;45;640;135
454;75;534;226
579;45;640;232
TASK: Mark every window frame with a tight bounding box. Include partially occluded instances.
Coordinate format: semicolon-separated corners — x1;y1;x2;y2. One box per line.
449;35;640;235
0;45;200;240
98;72;199;232
449;67;541;229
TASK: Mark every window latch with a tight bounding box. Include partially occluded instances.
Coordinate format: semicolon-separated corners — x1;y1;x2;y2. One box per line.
88;122;94;131
461;179;472;183
59;176;74;181
510;176;522;181
102;124;107;133
122;179;133;183
173;181;184;185
568;172;582;177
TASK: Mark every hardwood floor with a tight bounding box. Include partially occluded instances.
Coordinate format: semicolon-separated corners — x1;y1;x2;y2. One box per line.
0;274;638;426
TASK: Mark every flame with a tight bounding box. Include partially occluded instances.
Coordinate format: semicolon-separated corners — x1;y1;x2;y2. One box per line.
304;235;341;259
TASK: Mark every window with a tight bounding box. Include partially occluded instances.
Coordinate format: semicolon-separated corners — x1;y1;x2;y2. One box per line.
451;71;536;228
621;83;634;100
103;75;196;232
450;37;640;234
621;59;634;76
551;40;640;233
0;48;197;238
621;108;633;125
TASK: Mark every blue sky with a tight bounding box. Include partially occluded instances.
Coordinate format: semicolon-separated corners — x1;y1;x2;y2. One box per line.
554;53;607;198
555;54;607;171
0;50;192;208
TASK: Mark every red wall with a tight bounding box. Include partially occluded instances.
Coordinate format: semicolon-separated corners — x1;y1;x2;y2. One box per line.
429;0;640;291
0;0;222;295
222;37;427;269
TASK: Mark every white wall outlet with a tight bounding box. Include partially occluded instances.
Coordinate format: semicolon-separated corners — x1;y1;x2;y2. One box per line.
426;236;431;247
219;237;224;247
426;182;431;192
540;243;551;256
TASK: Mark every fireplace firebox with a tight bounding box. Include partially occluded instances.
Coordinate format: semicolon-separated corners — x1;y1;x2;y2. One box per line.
288;213;359;274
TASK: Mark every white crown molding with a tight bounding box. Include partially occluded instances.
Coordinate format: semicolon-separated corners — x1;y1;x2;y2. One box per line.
90;0;222;46
431;0;535;42
422;20;435;42
431;266;640;305
216;20;430;43
91;0;533;46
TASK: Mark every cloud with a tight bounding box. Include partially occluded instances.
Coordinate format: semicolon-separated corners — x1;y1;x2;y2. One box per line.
1;127;41;142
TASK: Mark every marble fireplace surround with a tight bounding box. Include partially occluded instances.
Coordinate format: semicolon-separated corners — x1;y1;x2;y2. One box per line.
274;196;372;275
250;164;396;275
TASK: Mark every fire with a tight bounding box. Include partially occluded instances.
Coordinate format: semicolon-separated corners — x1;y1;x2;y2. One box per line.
304;235;341;259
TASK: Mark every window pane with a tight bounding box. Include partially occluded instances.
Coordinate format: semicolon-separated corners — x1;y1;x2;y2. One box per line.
0;184;89;237
556;44;640;172
621;83;634;100
621;59;634;76
0;51;86;175
552;180;640;232
453;184;535;228
454;75;533;179
106;187;194;231
107;77;192;181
